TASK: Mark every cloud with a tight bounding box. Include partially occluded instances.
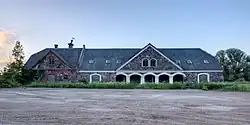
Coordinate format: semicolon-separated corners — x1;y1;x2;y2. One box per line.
0;30;16;69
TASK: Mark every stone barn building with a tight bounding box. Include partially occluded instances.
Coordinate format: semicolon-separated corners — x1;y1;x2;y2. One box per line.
25;41;223;84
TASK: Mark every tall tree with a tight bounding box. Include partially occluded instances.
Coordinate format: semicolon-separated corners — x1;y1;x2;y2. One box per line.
0;41;25;87
216;48;249;81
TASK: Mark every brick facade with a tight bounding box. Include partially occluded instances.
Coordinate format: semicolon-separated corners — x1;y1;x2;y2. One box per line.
34;52;77;82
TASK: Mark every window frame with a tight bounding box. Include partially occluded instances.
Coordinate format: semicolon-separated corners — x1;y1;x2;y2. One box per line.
142;58;149;67
48;56;55;65
150;58;157;67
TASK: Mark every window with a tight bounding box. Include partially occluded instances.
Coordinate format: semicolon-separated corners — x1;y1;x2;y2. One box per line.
142;59;149;67
204;60;209;64
116;60;121;63
150;59;157;67
48;56;55;65
106;60;111;64
88;60;94;64
64;74;68;80
176;60;181;64
187;60;192;64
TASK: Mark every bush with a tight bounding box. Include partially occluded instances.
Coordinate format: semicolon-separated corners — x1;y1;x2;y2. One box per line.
26;82;250;92
221;84;250;92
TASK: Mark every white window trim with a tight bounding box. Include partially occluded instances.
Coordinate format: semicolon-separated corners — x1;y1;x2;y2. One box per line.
128;72;143;77
116;72;128;77
90;73;102;83
149;58;157;67
141;58;149;67
157;72;171;77
116;44;183;70
197;73;210;83
143;72;157;77
172;72;186;77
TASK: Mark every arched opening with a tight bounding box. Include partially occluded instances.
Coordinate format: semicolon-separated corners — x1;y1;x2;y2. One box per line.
145;75;155;83
198;73;210;83
173;74;184;83
150;59;157;67
90;74;102;82
116;74;126;82
130;75;141;84
142;59;149;67
159;75;169;83
48;75;56;82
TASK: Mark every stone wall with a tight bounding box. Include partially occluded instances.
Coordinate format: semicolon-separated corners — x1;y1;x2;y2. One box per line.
35;52;68;69
77;72;116;82
185;72;224;83
77;71;224;83
121;46;181;70
34;52;77;82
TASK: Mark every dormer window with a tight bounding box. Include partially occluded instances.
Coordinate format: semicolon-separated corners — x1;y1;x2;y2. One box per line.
142;59;149;67
106;60;111;64
204;60;209;64
187;60;192;64
150;59;157;67
116;60;121;63
176;60;181;64
48;56;55;65
88;60;94;64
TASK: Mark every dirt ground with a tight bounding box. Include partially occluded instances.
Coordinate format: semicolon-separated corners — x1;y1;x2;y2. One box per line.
0;88;250;125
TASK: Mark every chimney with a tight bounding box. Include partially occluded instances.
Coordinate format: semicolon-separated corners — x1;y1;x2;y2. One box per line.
68;39;74;48
54;44;58;48
83;44;85;49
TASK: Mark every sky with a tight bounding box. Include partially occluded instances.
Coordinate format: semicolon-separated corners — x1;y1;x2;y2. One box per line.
0;0;249;67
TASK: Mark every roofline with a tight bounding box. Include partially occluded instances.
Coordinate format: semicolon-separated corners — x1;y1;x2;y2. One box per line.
116;43;183;70
77;70;223;73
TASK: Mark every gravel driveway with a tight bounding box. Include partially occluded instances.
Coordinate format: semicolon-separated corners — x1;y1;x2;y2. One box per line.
0;88;250;125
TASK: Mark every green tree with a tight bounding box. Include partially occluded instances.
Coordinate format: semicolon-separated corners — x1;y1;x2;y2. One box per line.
243;56;250;81
216;48;249;81
0;41;37;87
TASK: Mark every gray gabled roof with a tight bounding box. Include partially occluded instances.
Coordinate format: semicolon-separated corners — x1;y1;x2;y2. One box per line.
24;48;82;69
79;49;140;71
159;48;221;70
79;48;221;71
25;45;222;71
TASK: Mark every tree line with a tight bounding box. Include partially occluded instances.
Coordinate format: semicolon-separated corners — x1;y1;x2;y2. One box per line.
216;48;250;81
0;41;249;88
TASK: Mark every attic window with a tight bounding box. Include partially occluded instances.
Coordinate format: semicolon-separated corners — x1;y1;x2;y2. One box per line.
48;56;55;65
88;60;94;64
204;60;209;64
116;60;121;63
106;60;111;64
187;60;192;64
176;60;181;64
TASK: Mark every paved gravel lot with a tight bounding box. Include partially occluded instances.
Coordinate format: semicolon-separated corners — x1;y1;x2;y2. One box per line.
0;88;250;125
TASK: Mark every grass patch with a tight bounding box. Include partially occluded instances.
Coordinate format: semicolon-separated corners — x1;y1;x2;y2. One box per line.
26;82;250;92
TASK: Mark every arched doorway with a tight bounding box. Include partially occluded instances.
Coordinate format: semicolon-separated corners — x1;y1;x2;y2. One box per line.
173;74;184;83
90;73;102;82
116;74;126;82
145;75;155;83
159;75;169;83
198;73;210;83
130;74;141;84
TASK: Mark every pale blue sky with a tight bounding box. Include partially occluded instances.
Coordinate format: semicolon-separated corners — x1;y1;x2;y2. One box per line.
0;0;249;59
